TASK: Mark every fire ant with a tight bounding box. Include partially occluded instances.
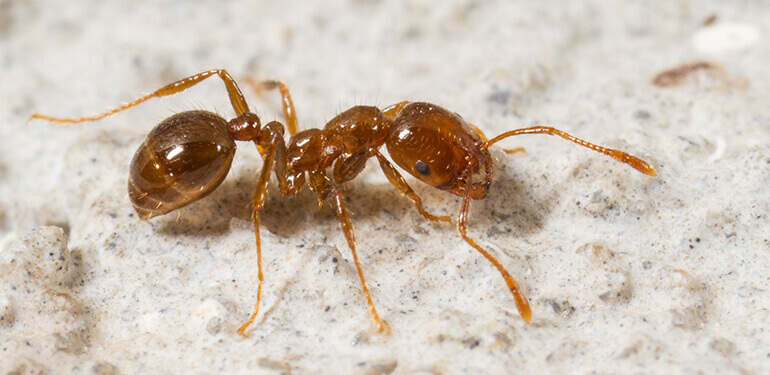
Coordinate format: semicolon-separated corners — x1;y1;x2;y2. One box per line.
31;69;657;337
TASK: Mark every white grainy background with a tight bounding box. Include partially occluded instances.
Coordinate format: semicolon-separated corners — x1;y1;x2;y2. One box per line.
1;0;768;374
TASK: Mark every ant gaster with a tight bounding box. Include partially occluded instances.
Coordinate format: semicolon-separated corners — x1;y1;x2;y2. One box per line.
31;69;657;337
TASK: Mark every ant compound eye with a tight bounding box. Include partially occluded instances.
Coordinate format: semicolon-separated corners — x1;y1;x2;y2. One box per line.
415;160;431;176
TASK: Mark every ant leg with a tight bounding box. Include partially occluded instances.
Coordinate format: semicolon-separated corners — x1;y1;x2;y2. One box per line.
503;147;526;155
485;126;657;176
332;187;389;334
469;122;525;154
243;78;300;136
332;148;372;184
237;131;280;337
330;147;449;223
31;69;250;123
468;123;490;142
307;171;389;334
374;151;451;223
382;101;410;120
457;176;532;323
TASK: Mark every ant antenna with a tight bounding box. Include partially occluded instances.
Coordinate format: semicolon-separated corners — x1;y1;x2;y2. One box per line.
484;126;657;176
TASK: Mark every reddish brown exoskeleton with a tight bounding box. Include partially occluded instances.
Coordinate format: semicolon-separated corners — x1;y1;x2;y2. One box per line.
31;69;657;337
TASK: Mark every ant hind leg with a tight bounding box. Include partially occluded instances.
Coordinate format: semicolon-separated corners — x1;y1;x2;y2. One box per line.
237;135;279;337
31;69;251;124
243;78;300;136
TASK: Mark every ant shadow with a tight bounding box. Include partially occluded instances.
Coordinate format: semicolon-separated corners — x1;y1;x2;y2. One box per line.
152;167;307;239
152;165;386;242
479;160;555;239
151;158;555;246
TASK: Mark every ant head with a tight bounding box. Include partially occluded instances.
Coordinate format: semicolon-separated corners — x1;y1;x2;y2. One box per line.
128;110;236;220
386;103;493;199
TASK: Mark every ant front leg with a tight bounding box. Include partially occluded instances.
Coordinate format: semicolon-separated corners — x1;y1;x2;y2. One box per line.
243;78;300;136
31;69;251;123
307;170;389;334
373;151;451;223
456;174;532;323
329;147;449;223
332;148;374;184
467;122;525;154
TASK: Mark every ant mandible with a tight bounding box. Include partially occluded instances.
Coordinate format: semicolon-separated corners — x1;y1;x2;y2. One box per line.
31;69;657;337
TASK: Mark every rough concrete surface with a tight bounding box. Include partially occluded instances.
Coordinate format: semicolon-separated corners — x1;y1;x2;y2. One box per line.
1;0;768;374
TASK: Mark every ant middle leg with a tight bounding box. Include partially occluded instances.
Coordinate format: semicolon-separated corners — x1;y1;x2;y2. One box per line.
308;170;388;334
243;78;300;136
31;69;251;124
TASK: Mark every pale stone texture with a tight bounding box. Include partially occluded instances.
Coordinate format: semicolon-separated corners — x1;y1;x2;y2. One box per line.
1;0;768;373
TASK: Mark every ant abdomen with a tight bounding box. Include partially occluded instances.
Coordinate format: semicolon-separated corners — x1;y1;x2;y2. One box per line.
128;110;236;220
